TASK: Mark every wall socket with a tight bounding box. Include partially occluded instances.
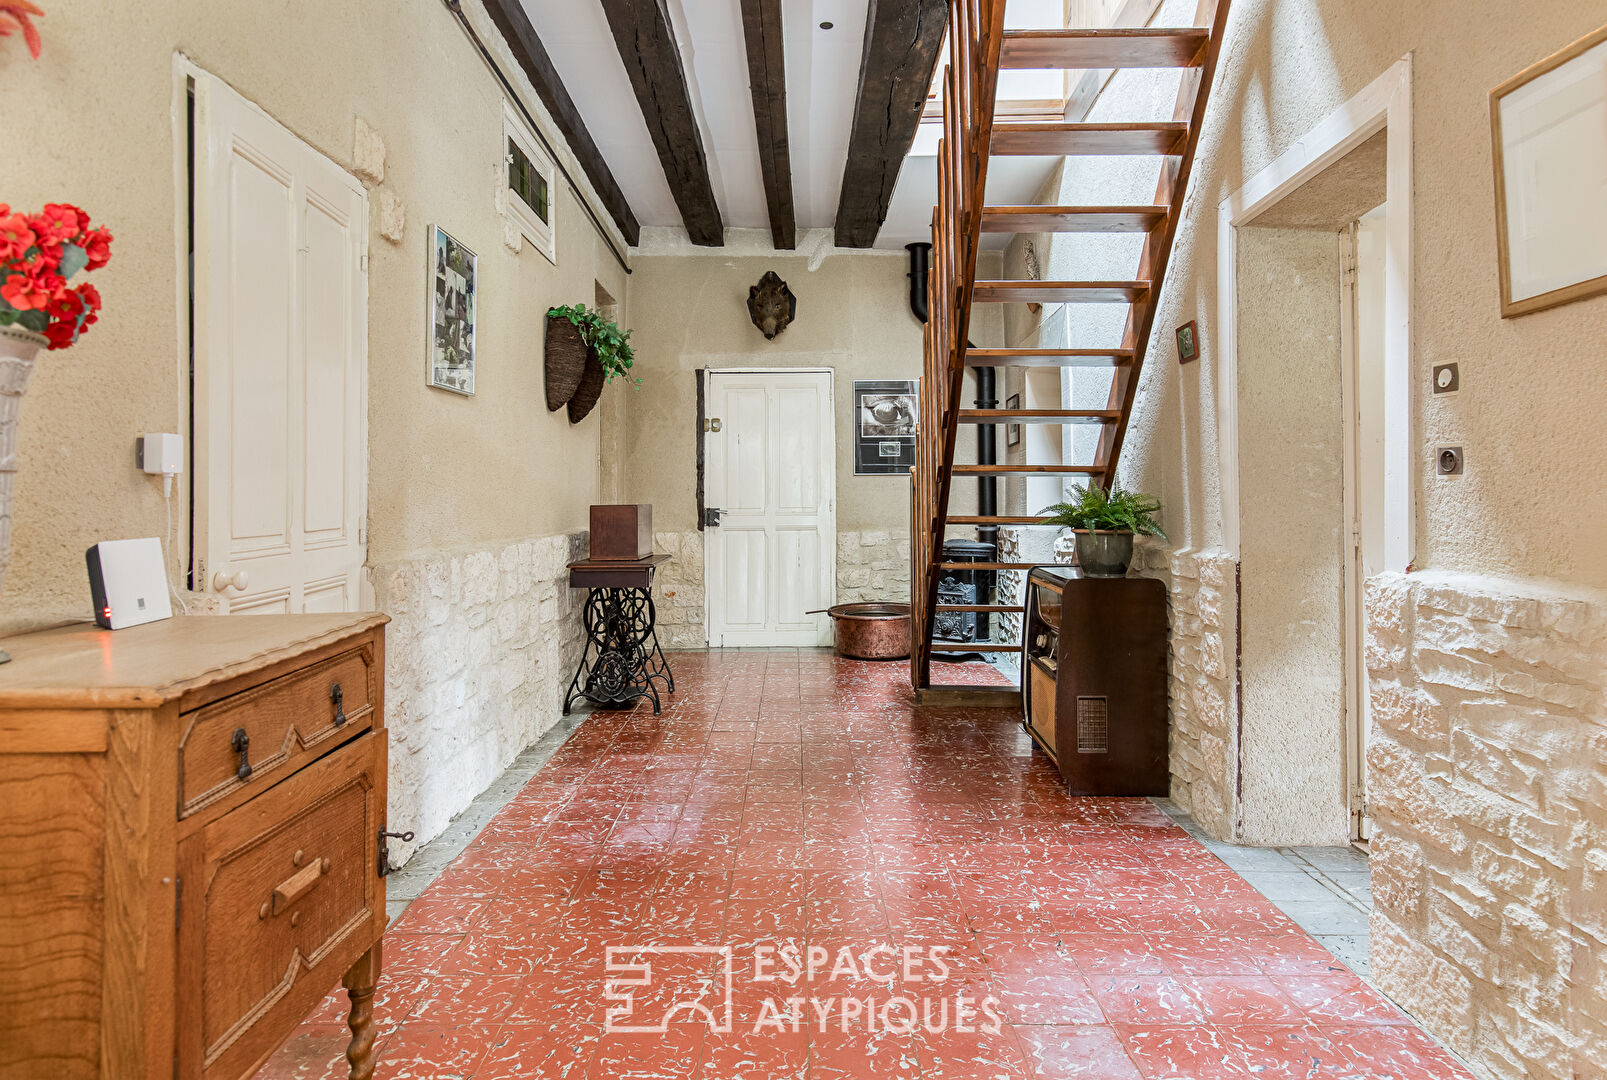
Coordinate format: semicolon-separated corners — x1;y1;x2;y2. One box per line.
1437;446;1464;476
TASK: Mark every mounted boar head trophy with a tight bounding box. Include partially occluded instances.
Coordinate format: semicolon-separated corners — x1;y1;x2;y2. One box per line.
747;271;797;340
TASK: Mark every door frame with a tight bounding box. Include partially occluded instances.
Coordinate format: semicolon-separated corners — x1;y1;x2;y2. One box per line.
701;367;837;647
1216;54;1414;570
173;54;372;610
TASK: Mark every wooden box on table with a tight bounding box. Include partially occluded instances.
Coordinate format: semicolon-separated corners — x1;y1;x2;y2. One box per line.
1022;566;1169;795
588;503;654;561
0;613;391;1080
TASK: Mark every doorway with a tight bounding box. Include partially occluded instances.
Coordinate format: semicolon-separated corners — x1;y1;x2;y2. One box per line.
1217;57;1413;846
183;63;370;614
703;369;836;647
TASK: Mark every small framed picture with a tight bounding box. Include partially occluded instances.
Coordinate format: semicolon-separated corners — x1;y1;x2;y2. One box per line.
1176;320;1200;364
1005;393;1022;448
428;225;477;395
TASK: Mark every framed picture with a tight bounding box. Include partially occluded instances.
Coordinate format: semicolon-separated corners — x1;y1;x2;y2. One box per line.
1491;23;1607;318
428;225;477;395
1005;392;1022;448
854;379;917;475
1176;320;1200;364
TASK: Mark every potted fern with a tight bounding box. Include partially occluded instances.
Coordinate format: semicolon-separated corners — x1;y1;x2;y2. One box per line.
1040;484;1165;578
546;303;638;423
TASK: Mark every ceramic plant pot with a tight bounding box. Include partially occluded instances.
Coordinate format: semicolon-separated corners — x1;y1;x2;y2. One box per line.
0;326;44;658
1073;529;1134;578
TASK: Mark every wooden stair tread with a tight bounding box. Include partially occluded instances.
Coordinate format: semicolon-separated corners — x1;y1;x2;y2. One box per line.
964;348;1133;367
946;515;1060;525
980;205;1168;233
1000;28;1210;70
957;409;1119;423
952;464;1105;475
973;280;1150;303
990;121;1189;156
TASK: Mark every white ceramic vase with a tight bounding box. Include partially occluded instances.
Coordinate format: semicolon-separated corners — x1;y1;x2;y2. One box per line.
0;325;44;636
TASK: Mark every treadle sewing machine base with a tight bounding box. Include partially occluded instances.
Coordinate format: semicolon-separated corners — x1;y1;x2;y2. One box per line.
563;554;674;716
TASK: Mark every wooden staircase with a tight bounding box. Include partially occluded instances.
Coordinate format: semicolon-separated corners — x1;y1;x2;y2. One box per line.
911;0;1231;692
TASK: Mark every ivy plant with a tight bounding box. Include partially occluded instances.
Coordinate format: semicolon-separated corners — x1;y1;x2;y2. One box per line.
548;302;640;386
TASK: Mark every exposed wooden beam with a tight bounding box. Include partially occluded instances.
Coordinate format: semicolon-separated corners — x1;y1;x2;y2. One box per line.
738;0;795;249
834;0;948;248
598;0;724;246
480;0;641;245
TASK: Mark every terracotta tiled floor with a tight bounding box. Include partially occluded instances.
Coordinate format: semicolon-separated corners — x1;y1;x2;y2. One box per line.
258;650;1472;1080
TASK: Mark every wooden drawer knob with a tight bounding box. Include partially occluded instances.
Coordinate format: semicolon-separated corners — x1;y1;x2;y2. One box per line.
270;858;328;916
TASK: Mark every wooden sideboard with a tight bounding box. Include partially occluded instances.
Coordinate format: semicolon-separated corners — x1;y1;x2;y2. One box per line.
0;614;391;1080
1022;567;1170;795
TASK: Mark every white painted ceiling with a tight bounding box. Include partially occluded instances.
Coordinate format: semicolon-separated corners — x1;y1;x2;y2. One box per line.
519;0;1062;249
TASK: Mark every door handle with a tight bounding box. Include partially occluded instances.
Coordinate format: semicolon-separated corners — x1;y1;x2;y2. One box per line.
212;567;250;593
703;507;723;527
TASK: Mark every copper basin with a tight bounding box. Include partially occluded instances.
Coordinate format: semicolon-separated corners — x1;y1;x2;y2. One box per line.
825;602;911;661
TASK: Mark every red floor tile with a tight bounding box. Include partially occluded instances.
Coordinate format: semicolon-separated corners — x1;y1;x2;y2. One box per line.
251;650;1472;1080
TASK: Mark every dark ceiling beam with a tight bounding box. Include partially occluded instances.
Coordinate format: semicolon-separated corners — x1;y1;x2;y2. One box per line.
598;0;724;246
480;0;641;245
738;0;795;250
835;0;948;248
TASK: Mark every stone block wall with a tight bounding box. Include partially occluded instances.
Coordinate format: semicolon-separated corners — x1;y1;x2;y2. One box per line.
1159;546;1239;840
1365;571;1607;1079
650;527;912;649
371;531;586;865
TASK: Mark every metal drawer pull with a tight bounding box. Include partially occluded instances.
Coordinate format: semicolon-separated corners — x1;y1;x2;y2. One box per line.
231;727;252;780
268;858;329;917
331;682;347;726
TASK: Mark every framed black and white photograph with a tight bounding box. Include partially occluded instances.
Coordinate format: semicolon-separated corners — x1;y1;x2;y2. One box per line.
428;225;477;395
853;379;917;475
1005;392;1022;448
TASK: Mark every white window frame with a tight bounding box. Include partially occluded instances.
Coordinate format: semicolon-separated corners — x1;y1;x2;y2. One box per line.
502;100;557;264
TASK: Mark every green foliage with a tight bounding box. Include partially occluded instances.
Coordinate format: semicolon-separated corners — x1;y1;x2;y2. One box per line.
1039;484;1166;538
548;303;640;386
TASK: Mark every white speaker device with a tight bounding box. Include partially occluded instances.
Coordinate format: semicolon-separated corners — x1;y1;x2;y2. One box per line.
86;538;174;630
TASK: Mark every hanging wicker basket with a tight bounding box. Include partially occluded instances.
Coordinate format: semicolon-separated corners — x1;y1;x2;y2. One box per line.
545;314;589;412
567;349;606;423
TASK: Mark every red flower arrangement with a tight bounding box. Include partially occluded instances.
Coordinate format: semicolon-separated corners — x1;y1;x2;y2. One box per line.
0;202;111;350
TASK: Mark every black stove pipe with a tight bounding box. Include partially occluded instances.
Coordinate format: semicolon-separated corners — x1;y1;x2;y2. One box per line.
907;242;998;635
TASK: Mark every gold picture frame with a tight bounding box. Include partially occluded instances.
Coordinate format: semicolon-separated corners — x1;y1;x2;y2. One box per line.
1490;22;1607;318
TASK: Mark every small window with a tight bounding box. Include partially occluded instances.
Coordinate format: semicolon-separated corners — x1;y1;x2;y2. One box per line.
502;102;556;263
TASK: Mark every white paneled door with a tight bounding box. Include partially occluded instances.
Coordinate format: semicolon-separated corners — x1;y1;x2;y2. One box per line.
192;70;368;614
704;370;835;647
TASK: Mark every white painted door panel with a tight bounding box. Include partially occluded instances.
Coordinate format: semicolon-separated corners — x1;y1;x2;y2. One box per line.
193;72;367;615
705;371;835;647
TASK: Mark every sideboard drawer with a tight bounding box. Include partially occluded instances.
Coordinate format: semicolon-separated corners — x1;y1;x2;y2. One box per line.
178;730;386;1080
178;644;375;818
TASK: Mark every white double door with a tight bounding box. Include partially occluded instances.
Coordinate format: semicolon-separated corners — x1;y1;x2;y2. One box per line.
704;370;835;647
191;69;369;614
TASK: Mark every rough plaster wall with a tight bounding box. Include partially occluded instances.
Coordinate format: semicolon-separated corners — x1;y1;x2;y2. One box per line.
372;531;585;864
1235;227;1349;846
0;0;628;632
0;1;634;864
1162;546;1238;838
1110;1;1607;1072
1364;571;1607;1079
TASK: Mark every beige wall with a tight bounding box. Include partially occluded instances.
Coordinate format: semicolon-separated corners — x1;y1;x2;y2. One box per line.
1113;1;1607;1075
0;0;628;632
622;250;924;537
0;0;631;855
